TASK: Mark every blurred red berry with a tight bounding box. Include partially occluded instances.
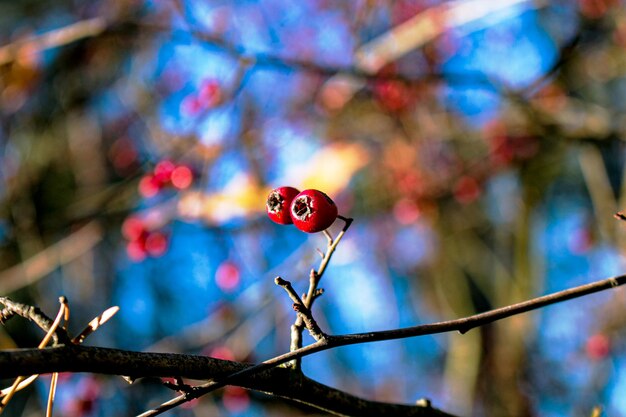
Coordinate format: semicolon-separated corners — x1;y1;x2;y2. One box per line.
586;333;611;360
223;386;250;413
180;398;200;409
512;136;539;160
181;94;202;115
153;160;176;185
121;216;146;241
568;226;593;255
126;240;147;262
171;165;194;189
392;0;426;24
393;199;421;224
266;186;300;225
579;0;617;19
209;345;235;361
145;232;168;257
138;174;162;198
491;135;539;166
67;398;95;416
215;261;240;292
109;137;138;173
290;189;338;233
490;135;515;166
453;176;481;204
373;80;414;113
198;79;222;107
160;377;177;385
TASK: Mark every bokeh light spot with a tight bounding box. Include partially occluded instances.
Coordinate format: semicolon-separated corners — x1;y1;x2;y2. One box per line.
171;165;194;189
215;261;241;292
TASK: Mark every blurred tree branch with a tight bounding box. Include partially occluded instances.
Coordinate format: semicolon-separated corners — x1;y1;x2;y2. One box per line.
0;17;107;66
0;221;102;294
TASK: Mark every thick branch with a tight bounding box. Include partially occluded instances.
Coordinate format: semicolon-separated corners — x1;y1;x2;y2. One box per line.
0;345;454;417
0;345;243;380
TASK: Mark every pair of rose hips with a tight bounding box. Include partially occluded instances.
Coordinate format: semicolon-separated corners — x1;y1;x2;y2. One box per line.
266;187;338;233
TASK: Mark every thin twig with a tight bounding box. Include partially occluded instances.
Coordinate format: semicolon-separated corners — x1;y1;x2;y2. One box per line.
0;297;71;345
46;373;59;417
274;277;306;306
46;298;69;417
287;217;353;369
0;376;37;398
317;217;353;278
73;306;120;344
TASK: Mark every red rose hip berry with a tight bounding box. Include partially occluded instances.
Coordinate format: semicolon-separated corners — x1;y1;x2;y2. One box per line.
266;186;300;225
290;189;338;233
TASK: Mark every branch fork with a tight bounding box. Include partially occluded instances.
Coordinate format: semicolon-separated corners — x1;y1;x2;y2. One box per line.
276;216;353;369
275;277;326;342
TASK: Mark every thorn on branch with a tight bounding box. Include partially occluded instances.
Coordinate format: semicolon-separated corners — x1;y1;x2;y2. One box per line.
73;305;120;344
122;376;137;385
162;377;193;393
457;325;470;335
313;288;324;300
323;229;333;246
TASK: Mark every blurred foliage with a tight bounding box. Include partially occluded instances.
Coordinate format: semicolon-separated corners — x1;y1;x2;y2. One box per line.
2;0;626;416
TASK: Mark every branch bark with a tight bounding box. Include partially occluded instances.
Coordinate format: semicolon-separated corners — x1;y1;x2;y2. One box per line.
0;345;454;417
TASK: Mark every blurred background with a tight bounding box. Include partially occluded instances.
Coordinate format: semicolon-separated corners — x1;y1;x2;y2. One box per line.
1;0;626;416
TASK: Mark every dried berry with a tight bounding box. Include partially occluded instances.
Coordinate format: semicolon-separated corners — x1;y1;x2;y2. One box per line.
290;189;338;233
266;186;300;225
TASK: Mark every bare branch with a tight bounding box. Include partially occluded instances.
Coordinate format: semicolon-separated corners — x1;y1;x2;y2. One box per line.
288;217;353;369
131;272;626;415
0;345;454;417
3;271;624;415
0;222;103;294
